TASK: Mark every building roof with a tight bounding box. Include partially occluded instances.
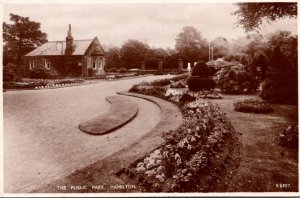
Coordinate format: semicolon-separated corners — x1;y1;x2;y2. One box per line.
25;39;94;56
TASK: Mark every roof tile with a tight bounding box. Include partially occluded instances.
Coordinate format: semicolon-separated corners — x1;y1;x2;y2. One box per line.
25;39;93;56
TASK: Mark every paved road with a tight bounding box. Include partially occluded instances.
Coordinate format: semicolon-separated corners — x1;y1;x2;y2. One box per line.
3;75;171;193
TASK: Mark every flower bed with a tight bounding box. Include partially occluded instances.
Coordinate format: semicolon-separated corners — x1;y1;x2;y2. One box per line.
170;81;186;88
233;99;273;113
3;79;84;90
121;76;237;192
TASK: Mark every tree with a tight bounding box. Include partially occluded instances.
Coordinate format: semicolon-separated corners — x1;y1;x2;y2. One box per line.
120;40;150;69
3;63;19;82
260;45;297;104
3;13;48;75
105;47;122;70
149;48;169;59
211;37;229;60
266;30;297;71
175;26;208;62
233;3;297;32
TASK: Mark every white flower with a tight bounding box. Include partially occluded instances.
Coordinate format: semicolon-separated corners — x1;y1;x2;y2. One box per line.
190;136;196;142
174;153;180;160
137;162;144;167
136;166;146;173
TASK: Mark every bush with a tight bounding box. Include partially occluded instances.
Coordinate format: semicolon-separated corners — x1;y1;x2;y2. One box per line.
260;45;297;105
187;76;215;91
188;61;215;91
29;66;50;79
234;99;273;113
206;59;233;73
276;125;298;149
214;65;258;94
191;61;211;77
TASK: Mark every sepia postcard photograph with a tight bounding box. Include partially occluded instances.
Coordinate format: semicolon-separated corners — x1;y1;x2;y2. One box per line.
1;0;299;196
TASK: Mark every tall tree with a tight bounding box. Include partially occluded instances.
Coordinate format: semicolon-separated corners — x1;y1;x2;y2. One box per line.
260;45;297;104
233;3;297;32
266;30;297;71
105;47;122;70
211;37;229;60
3;13;48;75
175;26;208;62
120;40;150;69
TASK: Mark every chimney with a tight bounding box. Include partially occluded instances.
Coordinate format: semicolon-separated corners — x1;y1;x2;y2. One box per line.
65;24;74;55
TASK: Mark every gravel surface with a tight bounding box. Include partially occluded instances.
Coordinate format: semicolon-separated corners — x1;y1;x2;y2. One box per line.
3;75;171;193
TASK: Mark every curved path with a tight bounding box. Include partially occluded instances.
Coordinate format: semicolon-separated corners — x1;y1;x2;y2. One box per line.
33;91;182;193
79;96;138;135
3;75;171;193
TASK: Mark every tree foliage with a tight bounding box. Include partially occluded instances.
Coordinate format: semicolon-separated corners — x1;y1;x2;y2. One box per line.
233;3;297;32
211;37;229;60
105;47;122;70
175;26;208;62
266;30;297;71
3;13;48;75
260;45;297;104
120;40;150;69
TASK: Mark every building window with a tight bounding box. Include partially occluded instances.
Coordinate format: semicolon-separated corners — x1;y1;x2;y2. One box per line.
29;59;35;70
92;57;97;69
45;59;51;69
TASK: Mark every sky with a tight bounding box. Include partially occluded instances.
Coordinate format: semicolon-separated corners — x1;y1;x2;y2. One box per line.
3;2;298;49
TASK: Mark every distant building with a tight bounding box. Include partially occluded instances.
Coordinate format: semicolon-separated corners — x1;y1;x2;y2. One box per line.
24;24;106;77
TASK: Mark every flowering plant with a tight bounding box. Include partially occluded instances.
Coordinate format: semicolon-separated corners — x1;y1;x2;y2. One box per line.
234;98;273;113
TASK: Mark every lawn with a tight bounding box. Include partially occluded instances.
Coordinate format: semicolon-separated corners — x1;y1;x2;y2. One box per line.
206;94;298;192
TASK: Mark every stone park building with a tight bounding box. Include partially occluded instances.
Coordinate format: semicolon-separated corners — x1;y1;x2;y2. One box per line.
24;25;106;77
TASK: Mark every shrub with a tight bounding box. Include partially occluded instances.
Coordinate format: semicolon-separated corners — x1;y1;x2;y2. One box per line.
206;59;233;72
29;66;50;79
260;45;297;105
276;125;298;149
188;62;215;91
187;76;215;91
214;65;258;94
234;99;273;113
191;61;211;77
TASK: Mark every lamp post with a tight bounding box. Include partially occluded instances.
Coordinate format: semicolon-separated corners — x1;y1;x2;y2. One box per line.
208;42;214;61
